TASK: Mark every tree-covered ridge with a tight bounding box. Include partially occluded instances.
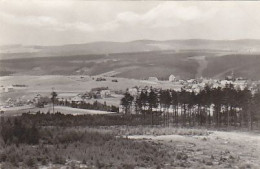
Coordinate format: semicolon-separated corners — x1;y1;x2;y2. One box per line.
121;84;260;129
56;100;119;113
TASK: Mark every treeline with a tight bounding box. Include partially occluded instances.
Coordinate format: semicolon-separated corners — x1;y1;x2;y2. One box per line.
56;100;119;113
1;112;149;127
121;84;260;129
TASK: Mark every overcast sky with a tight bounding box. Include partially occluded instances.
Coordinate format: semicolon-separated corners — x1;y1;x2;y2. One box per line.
1;1;260;46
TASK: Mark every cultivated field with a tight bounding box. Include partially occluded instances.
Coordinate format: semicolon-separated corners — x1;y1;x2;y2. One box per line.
0;75;182;109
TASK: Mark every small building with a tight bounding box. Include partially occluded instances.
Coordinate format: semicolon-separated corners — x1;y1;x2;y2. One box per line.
169;75;176;82
128;88;138;96
33;94;42;103
71;96;83;102
12;84;28;88
187;79;198;84
234;80;247;90
90;87;111;99
2;86;14;93
100;90;111;98
220;80;233;86
96;77;106;81
225;71;235;81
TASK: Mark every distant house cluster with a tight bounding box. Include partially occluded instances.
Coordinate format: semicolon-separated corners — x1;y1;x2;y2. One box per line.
141;73;259;95
57;87;112;105
1;84;28;93
1;86;14;93
120;73;260;114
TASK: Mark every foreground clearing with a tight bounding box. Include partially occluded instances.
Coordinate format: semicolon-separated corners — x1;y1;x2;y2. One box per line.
127;130;260;169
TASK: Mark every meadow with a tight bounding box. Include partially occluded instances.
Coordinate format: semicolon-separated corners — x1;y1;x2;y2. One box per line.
1;113;260;169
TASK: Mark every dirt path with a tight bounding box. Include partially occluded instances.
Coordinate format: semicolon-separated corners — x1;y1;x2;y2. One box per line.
129;131;260;169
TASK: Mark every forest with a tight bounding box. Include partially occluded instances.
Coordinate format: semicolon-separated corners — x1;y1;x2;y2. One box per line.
121;84;260;129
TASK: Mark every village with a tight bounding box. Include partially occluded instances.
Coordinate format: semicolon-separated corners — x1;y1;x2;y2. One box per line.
1;72;260;115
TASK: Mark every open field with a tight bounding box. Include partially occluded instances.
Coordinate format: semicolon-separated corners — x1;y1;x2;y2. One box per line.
0;75;181;92
0;75;183;108
0;105;116;117
128;129;260;169
1;123;259;169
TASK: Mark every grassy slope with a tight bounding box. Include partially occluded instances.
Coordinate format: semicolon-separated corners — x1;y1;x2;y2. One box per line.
204;54;260;80
1;50;260;80
0;51;209;79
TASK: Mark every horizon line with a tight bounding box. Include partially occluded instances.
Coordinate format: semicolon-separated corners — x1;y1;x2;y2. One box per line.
2;38;260;47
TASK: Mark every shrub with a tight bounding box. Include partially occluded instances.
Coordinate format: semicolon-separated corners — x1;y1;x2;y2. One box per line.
55;131;83;144
25;157;36;167
0;118;39;145
53;154;66;165
122;164;135;169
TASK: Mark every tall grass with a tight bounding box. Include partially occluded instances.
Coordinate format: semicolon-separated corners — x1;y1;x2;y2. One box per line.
0;127;169;168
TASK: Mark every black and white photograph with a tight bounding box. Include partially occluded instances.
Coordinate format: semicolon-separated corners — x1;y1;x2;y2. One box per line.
0;0;260;168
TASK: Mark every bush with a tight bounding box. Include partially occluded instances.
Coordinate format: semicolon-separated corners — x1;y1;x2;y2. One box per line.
122;163;135;169
25;157;36;167
0;153;7;162
55;131;83;144
53;154;66;165
0;118;39;145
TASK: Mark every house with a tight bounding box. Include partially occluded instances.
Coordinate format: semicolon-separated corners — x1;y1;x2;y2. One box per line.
2;86;14;93
128;87;138;96
12;84;28;88
90;87;111;99
81;93;92;100
5;98;14;106
220;80;233;86
225;71;235;81
233;80;247;90
169;75;176;82
119;105;125;114
100;90;111;98
71;96;83;102
33;94;42;103
96;77;106;81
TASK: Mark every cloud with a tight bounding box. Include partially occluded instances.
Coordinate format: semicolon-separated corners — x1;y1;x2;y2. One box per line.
1;1;260;45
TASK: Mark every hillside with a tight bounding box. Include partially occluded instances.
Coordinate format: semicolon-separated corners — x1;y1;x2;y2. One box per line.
1;39;260;60
1;50;260;80
1;39;260;80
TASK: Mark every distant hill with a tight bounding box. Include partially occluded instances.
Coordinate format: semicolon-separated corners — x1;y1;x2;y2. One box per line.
1;39;260;60
1;39;260;80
